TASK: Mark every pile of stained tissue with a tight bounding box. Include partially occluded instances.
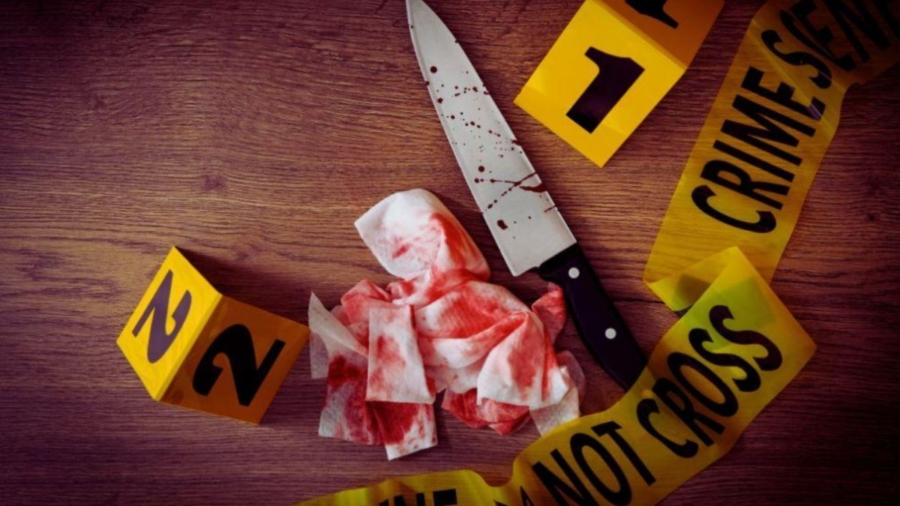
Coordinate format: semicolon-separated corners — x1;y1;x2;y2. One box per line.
309;189;584;459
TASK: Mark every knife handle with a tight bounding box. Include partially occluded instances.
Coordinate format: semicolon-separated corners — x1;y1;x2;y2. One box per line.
538;245;646;389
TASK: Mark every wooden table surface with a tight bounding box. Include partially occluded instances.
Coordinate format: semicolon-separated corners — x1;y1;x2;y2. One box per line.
2;0;899;504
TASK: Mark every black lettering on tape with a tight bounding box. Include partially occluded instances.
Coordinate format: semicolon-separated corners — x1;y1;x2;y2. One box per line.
570;433;631;505
700;159;790;210
784;0;857;71
132;270;192;364
713;141;795;183
653;378;724;446
668;353;739;418
824;0;890;65
637;398;700;458
567;48;644;134
625;0;678;28
692;185;778;233
533;449;600;505
742;66;826;120
192;324;286;406
591;422;656;486
722;94;816;166
518;486;536;506
689;328;762;393
761;29;833;89
710;305;783;372
434;489;458;506
389;493;425;506
874;0;900;38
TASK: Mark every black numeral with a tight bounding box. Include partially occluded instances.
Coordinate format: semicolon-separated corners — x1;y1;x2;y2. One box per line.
567;48;644;134
192;324;285;406
626;0;678;28
133;270;192;363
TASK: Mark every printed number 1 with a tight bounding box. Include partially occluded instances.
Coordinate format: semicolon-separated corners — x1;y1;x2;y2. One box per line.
567;48;644;134
192;324;286;407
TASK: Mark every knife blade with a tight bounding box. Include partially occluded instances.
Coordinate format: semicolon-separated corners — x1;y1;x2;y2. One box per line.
406;0;646;389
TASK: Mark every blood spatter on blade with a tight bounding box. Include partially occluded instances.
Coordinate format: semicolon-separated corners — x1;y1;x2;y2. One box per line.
437;98;443;104
430;66;437;73
478;165;485;172
520;182;546;194
497;220;508;230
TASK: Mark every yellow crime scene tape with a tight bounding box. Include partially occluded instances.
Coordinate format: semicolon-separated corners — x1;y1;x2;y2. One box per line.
298;0;900;504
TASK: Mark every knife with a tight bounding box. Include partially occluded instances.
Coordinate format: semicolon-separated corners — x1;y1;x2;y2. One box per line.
406;0;646;389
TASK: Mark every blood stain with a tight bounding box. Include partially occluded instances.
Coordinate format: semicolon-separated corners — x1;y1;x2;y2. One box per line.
478;166;485;172
430;66;438;73
497;220;508;230
437;98;443;104
392;243;411;259
370;402;422;446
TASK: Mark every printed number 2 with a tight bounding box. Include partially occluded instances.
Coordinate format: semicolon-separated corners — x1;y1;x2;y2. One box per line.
192;324;286;407
567;48;644;134
133;270;192;364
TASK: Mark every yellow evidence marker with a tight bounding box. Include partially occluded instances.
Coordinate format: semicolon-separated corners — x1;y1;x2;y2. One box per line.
117;247;309;423
516;0;724;167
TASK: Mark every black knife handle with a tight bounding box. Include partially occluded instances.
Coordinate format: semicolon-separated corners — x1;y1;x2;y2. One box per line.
539;245;646;389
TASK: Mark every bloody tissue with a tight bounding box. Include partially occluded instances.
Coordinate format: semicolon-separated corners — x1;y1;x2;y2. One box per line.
309;189;583;459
